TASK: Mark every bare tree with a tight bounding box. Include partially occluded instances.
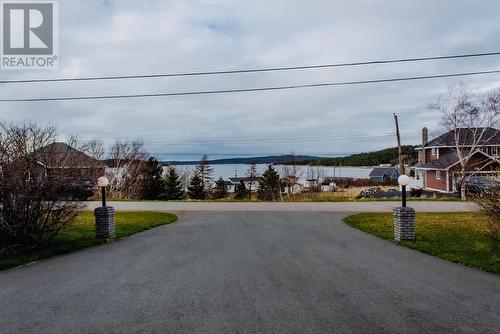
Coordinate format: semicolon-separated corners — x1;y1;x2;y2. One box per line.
80;139;105;161
246;161;258;199
281;152;303;198
106;140;148;199
174;165;192;191
78;138;107;185
0;121;84;255
306;164;325;192
430;84;500;199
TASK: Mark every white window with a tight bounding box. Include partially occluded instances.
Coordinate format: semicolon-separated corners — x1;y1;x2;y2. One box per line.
431;148;437;156
436;170;441;180
491;146;499;157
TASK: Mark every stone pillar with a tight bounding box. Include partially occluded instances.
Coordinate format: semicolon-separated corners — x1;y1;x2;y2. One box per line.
393;207;415;241
94;206;115;239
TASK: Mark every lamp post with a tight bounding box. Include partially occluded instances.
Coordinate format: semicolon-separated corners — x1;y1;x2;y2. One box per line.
393;174;415;241
94;176;114;239
398;174;410;207
97;176;109;207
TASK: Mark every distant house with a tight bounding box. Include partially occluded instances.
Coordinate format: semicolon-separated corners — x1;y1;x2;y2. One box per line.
303;179;320;191
34;142;105;182
411;127;500;193
321;177;337;192
281;176;304;194
369;167;399;182
218;180;235;193
228;176;260;192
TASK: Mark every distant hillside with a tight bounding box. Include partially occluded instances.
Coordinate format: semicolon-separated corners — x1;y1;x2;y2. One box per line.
302;146;418;167
163;155;324;166
105;148;417;167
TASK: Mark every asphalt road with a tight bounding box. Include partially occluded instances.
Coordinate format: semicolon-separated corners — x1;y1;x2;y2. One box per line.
86;200;474;212
1;212;499;333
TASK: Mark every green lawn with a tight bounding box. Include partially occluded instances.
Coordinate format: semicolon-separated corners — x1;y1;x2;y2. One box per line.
0;211;177;271
344;212;500;275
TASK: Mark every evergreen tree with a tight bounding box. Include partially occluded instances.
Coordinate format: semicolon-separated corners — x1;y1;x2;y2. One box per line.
213;177;228;199
196;155;214;189
140;157;166;200
188;172;205;200
234;180;248;200
257;165;281;201
164;167;185;200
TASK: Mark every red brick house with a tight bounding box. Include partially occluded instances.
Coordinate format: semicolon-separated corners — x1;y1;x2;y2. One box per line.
410;127;500;193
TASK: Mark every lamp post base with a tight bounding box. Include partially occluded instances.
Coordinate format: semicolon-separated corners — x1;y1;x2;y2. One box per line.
94;206;115;239
393;207;415;241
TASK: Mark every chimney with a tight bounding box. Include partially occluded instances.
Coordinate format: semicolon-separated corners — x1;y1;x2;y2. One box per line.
422;127;428;146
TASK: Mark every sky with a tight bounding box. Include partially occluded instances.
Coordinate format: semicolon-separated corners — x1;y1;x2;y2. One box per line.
1;0;500;160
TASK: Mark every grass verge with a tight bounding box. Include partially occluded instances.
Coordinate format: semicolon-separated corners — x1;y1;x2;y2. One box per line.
0;211;177;271
344;212;499;275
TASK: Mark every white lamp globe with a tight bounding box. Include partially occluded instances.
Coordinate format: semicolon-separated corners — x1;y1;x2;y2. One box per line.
398;175;410;186
97;176;109;187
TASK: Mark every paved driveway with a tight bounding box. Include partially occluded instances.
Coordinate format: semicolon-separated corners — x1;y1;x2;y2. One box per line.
1;212;499;333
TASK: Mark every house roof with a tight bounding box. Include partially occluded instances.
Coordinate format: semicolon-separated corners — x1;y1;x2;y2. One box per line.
34;142;102;168
215;180;233;187
228;176;259;183
369;167;399;178
415;150;500;170
415;152;459;170
424;127;500;148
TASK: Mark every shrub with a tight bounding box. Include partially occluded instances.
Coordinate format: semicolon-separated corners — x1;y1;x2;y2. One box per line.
213;177;229;199
470;177;500;240
234;180;249;200
0;122;84;255
410;188;423;198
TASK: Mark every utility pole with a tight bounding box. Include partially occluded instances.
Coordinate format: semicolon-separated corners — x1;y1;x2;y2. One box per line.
393;113;404;176
394;113;408;207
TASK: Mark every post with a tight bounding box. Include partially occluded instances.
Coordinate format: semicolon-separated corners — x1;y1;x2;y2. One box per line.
393;207;415;241
94;206;115;239
393;113;404;176
95;176;114;239
402;185;406;207
101;187;106;207
395;175;414;240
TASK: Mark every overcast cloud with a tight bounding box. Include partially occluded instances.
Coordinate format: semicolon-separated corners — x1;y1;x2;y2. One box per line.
1;0;500;159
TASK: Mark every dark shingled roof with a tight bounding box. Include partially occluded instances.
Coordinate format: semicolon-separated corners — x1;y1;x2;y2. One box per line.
426;127;500;147
34;142;101;168
416;150;500;170
416;152;459;170
369;167;399;178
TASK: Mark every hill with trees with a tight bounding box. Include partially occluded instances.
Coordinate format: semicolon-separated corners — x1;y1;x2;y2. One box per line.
303;145;417;166
163;155;323;165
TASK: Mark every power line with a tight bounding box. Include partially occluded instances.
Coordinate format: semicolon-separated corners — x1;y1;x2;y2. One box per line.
2;69;500;102
0;51;499;84
81;133;396;146
90;133;396;143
